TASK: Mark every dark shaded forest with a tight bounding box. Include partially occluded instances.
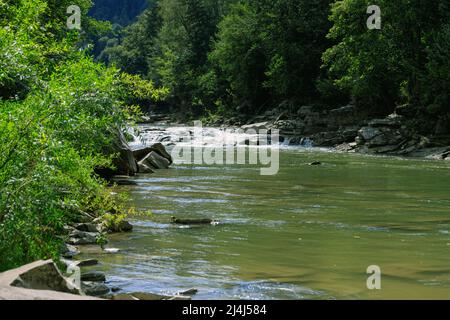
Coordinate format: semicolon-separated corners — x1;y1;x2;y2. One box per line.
92;0;449;131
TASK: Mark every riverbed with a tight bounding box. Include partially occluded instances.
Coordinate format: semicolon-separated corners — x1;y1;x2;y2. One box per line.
80;125;450;299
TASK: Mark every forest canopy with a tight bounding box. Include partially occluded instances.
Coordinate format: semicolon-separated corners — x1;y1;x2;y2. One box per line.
96;0;450;124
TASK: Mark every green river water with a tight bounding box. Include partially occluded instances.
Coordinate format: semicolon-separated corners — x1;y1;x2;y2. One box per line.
80;147;450;299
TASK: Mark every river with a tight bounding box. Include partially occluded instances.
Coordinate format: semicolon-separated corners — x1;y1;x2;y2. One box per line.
80;125;450;299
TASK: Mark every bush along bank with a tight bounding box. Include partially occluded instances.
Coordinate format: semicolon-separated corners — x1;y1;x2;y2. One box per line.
0;0;167;276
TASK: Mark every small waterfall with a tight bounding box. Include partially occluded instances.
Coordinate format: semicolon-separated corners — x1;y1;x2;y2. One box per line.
128;124;287;150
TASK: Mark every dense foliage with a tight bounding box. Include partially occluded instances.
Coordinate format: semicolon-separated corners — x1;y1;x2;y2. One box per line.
0;0;164;271
99;0;449;125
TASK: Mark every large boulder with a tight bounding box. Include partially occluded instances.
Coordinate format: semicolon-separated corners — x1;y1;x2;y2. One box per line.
107;220;133;233
138;162;156;174
80;271;106;282
68;230;100;245
133;143;173;164
6;260;81;295
0;260;104;300
81;282;110;297
358;127;382;142
113;130;138;176
74;223;99;233
138;151;171;170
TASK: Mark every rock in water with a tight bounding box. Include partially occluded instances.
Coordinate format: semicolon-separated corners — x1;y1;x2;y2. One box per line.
133;143;173;164
60;243;80;259
80;271;106;282
309;161;322;166
81;281;110;297
74;223;98;233
138;162;155;174
171;217;214;225
76;259;99;267
68;230;99;245
108;220;133;233
178;288;198;296
139;151;171;170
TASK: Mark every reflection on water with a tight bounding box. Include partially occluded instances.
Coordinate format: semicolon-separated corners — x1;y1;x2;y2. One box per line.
81;127;450;299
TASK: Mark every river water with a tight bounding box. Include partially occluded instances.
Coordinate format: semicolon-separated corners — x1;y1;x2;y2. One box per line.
81;125;450;299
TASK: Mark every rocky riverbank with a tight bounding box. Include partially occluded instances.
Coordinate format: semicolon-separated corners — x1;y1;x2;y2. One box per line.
197;103;450;161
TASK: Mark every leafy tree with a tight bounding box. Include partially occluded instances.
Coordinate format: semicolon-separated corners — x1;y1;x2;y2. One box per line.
0;0;165;271
323;0;450;115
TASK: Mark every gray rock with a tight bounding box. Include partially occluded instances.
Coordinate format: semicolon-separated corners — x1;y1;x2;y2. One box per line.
138;162;155;174
133;143;173;164
81;281;110;296
366;130;404;147
81;271;106;282
68;230;99;245
74;223;98;233
60;243;80;259
358;127;381;141
139;151;171;170
113;130;138;176
108;220;133;233
171;217;214;225
178;288;198;296
9;260;81;295
76;259;99;267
